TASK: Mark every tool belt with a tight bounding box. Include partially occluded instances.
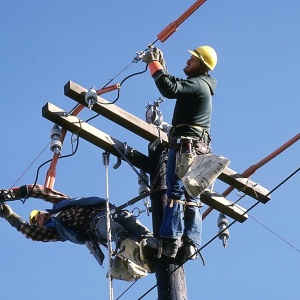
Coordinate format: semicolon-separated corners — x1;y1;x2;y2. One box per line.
169;130;211;155
169;124;211;149
169;137;211;154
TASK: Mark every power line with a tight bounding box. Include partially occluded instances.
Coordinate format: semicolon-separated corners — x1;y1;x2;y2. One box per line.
249;214;300;253
132;165;300;300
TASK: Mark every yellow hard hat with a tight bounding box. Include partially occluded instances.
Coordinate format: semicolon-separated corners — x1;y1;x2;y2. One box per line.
29;210;46;225
188;45;217;71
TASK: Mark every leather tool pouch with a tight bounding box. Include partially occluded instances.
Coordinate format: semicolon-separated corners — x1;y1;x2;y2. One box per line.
194;141;211;155
175;151;195;179
175;138;211;179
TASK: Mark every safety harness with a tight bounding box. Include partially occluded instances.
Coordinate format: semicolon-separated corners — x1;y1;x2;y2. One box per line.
167;198;203;208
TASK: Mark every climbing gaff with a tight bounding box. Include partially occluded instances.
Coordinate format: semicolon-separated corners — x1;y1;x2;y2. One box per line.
217;213;230;248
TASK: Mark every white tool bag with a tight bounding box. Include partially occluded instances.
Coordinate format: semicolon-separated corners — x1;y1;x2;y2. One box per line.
182;153;230;198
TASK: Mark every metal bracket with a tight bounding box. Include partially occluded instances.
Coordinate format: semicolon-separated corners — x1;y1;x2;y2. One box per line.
113;157;122;169
149;137;163;151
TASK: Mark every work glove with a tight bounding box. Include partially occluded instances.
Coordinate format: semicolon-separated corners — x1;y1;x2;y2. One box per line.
0;203;24;229
0;189;15;201
142;47;167;69
0;203;13;218
157;48;167;70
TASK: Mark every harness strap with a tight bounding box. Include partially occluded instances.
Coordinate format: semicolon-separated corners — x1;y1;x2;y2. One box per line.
167;199;186;208
186;201;203;208
167;199;203;208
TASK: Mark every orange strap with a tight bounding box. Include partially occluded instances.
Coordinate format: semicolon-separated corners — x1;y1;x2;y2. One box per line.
149;61;164;76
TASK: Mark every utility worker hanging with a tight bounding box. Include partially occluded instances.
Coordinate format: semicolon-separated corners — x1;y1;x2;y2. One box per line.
0;184;156;281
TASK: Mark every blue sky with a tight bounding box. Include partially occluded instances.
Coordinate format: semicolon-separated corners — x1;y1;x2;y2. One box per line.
1;1;300;299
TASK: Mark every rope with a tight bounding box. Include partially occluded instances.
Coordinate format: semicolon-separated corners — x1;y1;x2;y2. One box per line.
102;152;114;300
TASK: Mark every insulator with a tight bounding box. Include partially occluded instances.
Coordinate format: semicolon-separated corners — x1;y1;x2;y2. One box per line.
138;170;150;195
50;139;62;154
161;122;172;134
145;105;154;124
146;106;163;126
217;213;230;248
50;124;62;140
85;87;98;109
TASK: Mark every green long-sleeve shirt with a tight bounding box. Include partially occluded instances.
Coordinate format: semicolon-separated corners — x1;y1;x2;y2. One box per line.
155;74;217;138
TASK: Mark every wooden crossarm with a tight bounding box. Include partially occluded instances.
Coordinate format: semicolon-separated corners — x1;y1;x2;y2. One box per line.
64;80;168;144
200;191;248;223
218;167;271;203
42;102;151;173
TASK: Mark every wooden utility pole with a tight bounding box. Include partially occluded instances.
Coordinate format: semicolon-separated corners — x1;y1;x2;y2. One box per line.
42;80;271;299
148;146;187;299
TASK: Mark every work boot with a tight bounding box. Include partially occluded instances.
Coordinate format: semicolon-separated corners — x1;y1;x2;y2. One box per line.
182;243;198;261
175;242;198;265
146;237;181;258
163;238;182;258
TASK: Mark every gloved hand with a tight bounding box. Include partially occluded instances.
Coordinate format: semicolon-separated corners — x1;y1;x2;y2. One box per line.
0;204;13;219
0;189;15;201
142;48;160;64
0;204;24;229
142;47;167;69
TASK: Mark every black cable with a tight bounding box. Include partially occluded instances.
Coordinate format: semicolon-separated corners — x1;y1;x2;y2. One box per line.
98;64;148;105
134;166;300;300
115;280;138;300
84;65;149;123
21;135;80;203
100;37;157;90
